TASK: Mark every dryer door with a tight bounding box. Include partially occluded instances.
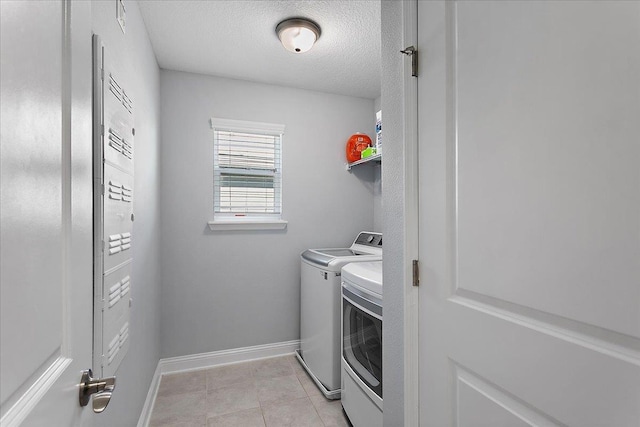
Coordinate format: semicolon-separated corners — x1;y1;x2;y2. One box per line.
342;288;383;399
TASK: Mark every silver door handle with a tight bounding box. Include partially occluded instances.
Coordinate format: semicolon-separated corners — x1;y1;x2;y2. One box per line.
92;386;115;413
79;369;116;413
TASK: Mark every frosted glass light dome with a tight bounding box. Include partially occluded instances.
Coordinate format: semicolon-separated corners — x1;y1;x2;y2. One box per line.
276;18;321;54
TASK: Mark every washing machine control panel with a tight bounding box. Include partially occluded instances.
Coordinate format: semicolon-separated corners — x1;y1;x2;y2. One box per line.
354;232;382;248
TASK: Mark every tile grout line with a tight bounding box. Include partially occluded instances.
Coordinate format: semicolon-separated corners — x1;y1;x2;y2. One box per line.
289;356;329;427
257;370;266;427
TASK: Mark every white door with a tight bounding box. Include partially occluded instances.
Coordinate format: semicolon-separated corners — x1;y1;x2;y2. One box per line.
1;1;94;425
418;1;640;426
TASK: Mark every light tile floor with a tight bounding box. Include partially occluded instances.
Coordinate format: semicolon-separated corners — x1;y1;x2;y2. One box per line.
149;355;351;427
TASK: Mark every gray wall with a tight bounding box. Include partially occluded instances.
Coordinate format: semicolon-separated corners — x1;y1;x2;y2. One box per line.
160;70;377;358
381;1;406;425
91;2;162;426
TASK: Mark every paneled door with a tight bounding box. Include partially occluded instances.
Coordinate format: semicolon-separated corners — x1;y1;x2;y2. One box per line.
1;1;94;425
418;1;640;426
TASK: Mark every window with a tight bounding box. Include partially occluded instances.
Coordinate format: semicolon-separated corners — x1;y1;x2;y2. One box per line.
209;118;286;230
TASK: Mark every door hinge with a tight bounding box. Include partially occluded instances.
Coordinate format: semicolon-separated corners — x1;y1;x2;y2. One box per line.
401;46;418;77
412;259;420;286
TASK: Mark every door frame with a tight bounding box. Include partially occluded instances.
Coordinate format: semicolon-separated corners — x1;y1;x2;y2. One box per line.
401;0;419;425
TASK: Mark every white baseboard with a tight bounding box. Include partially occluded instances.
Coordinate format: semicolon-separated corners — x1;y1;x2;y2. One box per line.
136;363;161;427
136;339;300;427
158;339;300;375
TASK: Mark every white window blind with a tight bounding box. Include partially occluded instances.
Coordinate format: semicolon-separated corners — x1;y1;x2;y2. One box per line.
212;119;283;218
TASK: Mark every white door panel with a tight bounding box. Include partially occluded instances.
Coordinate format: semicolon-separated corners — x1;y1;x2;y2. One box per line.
418;1;640;426
456;371;534;427
454;0;640;338
0;0;64;408
1;0;93;425
447;299;640;426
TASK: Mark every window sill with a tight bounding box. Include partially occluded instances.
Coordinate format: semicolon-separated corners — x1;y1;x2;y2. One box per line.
207;219;288;231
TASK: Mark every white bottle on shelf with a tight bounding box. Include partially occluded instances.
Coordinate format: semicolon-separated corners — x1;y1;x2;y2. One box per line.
375;110;382;155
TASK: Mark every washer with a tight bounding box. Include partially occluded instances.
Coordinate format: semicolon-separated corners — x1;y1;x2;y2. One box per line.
297;231;382;399
341;261;383;427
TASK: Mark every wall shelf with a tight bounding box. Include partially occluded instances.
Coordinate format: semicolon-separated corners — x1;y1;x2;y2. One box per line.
346;153;382;171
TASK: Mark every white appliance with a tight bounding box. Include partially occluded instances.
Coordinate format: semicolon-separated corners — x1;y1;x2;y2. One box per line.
297;231;382;399
341;261;383;427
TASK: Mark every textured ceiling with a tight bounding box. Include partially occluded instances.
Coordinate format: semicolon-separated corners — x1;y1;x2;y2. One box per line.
138;0;381;99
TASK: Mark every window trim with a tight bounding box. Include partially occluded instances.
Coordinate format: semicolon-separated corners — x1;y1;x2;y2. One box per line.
211;118;286;135
207;219;288;231
209;118;287;231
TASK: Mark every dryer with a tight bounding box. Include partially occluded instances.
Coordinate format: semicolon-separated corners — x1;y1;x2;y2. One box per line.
297;231;382;399
341;261;383;427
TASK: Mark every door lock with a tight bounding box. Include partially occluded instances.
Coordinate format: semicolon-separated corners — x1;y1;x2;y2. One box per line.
79;369;116;413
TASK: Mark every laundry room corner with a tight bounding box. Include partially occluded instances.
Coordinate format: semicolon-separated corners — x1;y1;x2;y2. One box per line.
158;70;380;360
3;0;639;425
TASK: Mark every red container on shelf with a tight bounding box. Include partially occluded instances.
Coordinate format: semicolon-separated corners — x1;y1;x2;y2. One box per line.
345;133;372;163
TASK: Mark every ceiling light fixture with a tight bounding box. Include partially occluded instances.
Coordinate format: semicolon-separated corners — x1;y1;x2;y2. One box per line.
276;18;321;54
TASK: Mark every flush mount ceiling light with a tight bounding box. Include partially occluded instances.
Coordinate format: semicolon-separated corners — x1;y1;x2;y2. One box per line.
276;18;321;54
